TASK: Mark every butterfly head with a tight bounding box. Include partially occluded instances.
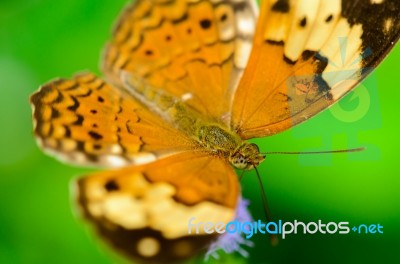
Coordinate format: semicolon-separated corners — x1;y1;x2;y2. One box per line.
229;143;265;170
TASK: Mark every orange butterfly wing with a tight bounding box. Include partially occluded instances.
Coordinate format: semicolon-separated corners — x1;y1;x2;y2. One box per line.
231;0;400;139
75;152;239;262
30;73;196;167
102;0;258;125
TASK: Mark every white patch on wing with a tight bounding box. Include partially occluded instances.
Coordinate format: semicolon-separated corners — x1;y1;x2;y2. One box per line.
319;18;352;61
181;92;193;101
110;144;123;154
84;173;234;239
101;155;127;167
215;4;236;41
103;194;147;228
305;0;341;50
284;0;320;61
234;39;253;68
236;8;256;37
127;152;156;165
233;0;258;68
137;237;160;257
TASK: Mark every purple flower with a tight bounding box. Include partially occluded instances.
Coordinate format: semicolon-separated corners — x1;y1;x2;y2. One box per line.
205;197;254;261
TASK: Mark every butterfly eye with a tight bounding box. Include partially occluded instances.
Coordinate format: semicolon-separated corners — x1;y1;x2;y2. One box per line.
249;143;260;152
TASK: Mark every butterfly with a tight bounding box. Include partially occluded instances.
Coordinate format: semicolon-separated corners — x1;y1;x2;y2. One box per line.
30;0;400;263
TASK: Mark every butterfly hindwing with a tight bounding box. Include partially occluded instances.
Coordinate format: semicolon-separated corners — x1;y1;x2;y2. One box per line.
75;152;239;263
231;0;400;139
103;0;258;125
30;73;196;167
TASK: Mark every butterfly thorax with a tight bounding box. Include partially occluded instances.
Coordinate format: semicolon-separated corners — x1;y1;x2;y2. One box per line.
197;124;265;170
168;101;265;170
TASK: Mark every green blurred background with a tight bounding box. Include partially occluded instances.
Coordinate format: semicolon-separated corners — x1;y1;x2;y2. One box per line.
1;0;399;263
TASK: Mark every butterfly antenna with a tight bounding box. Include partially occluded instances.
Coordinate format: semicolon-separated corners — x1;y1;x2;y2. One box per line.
239;169;246;182
261;147;365;155
254;166;278;246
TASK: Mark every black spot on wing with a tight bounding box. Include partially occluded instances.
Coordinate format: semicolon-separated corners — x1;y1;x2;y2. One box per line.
53;90;64;103
93;144;102;150
220;13;228;22
62;82;79;91
126;120;134;135
67;96;80;111
104;180;119;192
302;50;316;61
171;12;188;24
85;153;99;163
272;0;290;13
315;72;330;95
145;50;154;56
76;141;85;152
308;52;331;94
73;114;84;126
266;40;284;46
88;131;103;140
199;19;212;29
299;17;307;28
64;125;71;138
283;56;296;65
51;108;60;119
325;14;333;23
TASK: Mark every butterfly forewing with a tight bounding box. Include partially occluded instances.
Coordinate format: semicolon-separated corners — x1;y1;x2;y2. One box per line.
103;0;258;125
231;0;400;139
